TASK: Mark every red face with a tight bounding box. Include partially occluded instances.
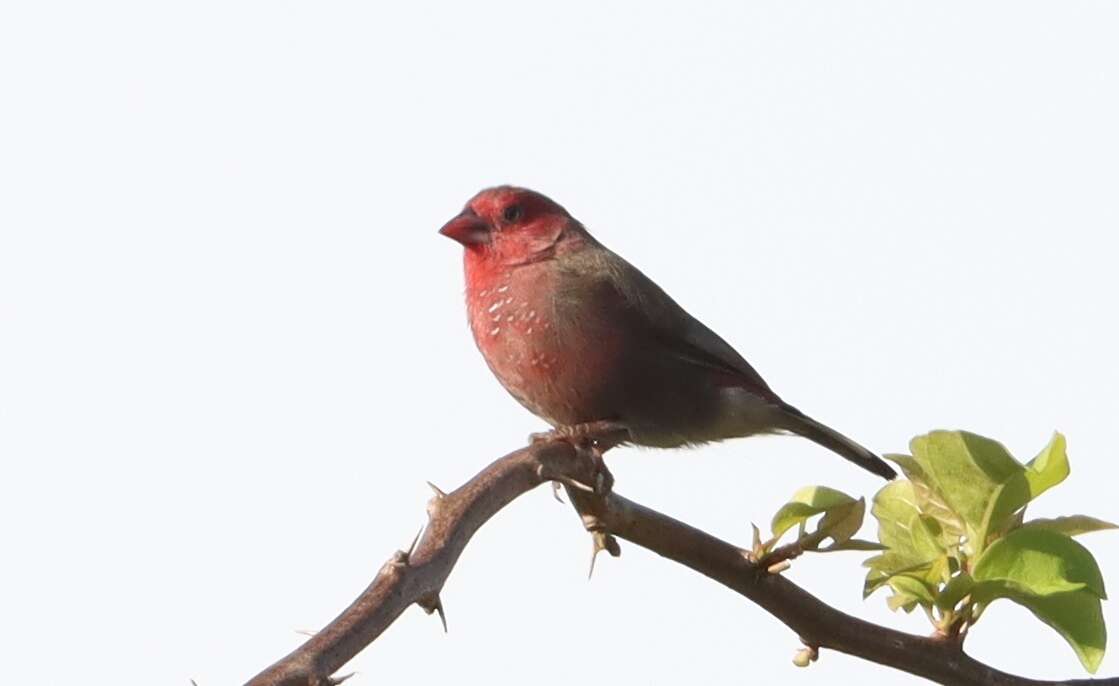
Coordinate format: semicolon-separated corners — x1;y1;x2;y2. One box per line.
439;186;574;264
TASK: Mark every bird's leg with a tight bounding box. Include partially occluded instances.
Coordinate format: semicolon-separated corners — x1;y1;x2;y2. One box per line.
530;421;628;495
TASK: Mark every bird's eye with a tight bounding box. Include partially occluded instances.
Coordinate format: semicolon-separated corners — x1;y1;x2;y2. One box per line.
502;204;523;223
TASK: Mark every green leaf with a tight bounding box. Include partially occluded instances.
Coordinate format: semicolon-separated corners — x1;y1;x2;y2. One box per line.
863;553;936;597
971;526;1111;671
1022;516;1119;538
976;433;1072;549
815;498;866;547
870;481;944;564
1001;589;1106;673
936;573;975;611
910;431;1024;539
885;453;927;483
863;479;948;597
911;481;966;543
887;593;919;612
770;486;856;540
1025;432;1070;501
862;563;891;597
973;528;1106;599
978;472;1031;549
823;538;887;552
889;574;936;606
924;553;954;588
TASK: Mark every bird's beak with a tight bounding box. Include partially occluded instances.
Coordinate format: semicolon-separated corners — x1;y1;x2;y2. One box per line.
439;212;490;246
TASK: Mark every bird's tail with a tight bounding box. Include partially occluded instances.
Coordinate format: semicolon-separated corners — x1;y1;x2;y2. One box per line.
776;406;896;480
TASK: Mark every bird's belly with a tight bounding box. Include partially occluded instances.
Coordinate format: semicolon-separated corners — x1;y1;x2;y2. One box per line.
468;298;615;427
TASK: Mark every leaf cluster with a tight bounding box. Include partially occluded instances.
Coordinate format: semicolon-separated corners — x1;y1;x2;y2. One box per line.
864;431;1114;672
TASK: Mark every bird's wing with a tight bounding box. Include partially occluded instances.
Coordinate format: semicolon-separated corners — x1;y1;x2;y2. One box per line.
560;245;783;404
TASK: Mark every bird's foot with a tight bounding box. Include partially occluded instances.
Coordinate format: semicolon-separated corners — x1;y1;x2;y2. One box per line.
542;445;612;496
530;422;625;496
529;420;632;453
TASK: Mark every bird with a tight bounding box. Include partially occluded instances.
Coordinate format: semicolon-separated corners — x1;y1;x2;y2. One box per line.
439;185;895;480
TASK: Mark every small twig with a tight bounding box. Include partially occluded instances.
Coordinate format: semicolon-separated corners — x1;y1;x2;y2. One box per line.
757;538;809;572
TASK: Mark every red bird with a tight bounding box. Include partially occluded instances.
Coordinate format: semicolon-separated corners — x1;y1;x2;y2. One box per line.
440;186;895;480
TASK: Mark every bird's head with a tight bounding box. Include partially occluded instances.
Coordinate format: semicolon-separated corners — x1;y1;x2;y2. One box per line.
439;186;584;265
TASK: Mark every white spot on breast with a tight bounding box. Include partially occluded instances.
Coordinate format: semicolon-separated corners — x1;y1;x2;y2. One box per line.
496;285;510;293
487;301;504;313
489;326;501;336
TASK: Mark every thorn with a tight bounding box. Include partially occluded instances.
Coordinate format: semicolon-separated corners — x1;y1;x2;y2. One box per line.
294;628;317;637
434;601;447;633
418;593;448;633
407;525;424;558
426;481;446;498
190;681;199;686
551;481;565;504
751;523;762;552
768;560;792;575
328;673;356;685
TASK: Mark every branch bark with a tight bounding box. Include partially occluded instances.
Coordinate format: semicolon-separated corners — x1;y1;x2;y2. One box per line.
244;442;1117;686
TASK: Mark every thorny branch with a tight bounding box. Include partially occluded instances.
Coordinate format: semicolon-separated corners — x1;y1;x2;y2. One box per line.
243;442;1118;686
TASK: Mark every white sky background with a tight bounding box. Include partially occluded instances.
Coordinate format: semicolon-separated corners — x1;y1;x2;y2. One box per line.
2;2;1118;684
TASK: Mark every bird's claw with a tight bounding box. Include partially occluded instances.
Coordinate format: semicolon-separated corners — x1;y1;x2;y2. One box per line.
528;421;632;453
591;451;614;496
542;451;614;497
530;422;622;499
